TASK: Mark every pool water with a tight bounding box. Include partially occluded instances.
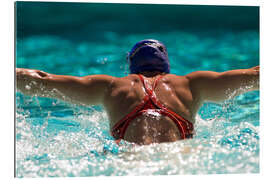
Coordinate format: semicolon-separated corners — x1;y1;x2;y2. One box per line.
16;30;259;177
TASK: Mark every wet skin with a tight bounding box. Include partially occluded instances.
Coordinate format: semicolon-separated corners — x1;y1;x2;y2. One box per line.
16;66;259;145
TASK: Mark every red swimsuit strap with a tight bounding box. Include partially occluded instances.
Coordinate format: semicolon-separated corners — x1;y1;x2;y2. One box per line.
112;75;162;140
138;74;193;139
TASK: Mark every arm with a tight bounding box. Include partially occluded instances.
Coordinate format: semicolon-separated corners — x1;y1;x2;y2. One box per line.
186;66;259;102
16;68;115;106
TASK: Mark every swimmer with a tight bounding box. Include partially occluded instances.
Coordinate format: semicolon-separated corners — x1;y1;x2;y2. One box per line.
16;39;259;145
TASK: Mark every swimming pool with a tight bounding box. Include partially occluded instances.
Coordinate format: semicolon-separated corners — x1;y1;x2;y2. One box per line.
15;29;259;177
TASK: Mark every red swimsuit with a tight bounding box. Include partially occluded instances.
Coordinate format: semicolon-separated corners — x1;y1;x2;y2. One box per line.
111;74;194;143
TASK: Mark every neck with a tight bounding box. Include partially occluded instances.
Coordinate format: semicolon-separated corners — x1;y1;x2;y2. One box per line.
140;71;165;77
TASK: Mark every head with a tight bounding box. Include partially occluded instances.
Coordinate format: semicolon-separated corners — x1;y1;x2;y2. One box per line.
127;39;170;74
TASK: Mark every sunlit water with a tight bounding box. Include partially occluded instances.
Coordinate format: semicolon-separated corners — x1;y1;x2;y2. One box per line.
16;31;259;177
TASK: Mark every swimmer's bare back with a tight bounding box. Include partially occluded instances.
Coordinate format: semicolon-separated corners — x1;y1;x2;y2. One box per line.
16;66;259;145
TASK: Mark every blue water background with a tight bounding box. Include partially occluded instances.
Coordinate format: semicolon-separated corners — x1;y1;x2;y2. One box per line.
16;2;259;177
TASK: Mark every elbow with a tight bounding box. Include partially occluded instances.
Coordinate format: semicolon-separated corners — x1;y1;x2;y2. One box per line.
36;70;49;78
29;70;50;80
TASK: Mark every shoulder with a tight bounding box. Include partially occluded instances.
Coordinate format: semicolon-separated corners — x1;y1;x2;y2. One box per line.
185;71;220;80
107;74;141;89
162;74;189;85
79;74;115;84
111;74;139;82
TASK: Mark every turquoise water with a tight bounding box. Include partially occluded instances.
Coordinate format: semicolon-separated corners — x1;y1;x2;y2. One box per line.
16;30;259;177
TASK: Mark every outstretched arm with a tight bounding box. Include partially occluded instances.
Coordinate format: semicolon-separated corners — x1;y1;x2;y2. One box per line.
186;66;259;102
16;68;115;106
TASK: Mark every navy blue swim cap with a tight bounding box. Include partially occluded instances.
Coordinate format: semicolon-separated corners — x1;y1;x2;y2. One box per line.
127;39;170;74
